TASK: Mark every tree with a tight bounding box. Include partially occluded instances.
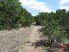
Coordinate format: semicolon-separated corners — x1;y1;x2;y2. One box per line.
19;7;32;27
35;9;69;44
35;12;49;25
0;0;33;30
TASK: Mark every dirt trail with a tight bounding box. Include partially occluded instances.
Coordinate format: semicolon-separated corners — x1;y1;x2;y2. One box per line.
27;25;46;52
30;26;42;42
19;25;46;52
0;25;47;52
18;25;61;52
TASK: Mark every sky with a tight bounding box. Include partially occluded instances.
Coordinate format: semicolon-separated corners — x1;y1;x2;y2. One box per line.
19;0;69;16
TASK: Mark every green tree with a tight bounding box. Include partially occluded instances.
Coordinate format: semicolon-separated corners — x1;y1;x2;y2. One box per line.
35;9;69;44
0;0;33;30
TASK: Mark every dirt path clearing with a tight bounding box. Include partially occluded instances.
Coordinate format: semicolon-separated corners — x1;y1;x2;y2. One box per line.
0;25;47;52
27;25;46;52
30;26;42;42
19;25;61;52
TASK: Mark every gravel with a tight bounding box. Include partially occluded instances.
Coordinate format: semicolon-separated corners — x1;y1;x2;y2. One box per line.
0;26;33;52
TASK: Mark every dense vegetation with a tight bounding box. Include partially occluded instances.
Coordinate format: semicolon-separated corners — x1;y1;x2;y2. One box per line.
0;0;33;30
35;9;69;43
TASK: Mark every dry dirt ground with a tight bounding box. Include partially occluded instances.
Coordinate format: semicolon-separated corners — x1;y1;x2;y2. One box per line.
0;25;47;52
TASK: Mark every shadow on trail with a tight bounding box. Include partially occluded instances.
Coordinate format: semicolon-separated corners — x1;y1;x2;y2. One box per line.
31;40;61;52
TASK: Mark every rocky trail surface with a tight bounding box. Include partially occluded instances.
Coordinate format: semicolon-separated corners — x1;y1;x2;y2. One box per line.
0;25;47;52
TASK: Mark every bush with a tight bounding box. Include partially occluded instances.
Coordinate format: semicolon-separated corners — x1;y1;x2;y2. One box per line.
35;9;69;44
